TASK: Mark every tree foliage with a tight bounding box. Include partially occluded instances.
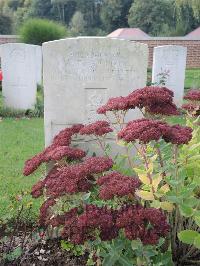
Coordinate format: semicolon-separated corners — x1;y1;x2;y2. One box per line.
175;0;200;22
0;0;199;36
70;11;86;36
128;0;175;36
0;13;12;34
101;0;132;32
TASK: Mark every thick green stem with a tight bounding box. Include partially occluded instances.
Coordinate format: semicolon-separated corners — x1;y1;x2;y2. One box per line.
154;144;166;177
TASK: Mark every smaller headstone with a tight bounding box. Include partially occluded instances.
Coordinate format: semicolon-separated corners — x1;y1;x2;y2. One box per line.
152;45;187;106
0;43;40;110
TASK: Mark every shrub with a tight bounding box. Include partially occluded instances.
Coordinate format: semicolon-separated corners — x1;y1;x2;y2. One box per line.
19;18;67;46
24;86;200;265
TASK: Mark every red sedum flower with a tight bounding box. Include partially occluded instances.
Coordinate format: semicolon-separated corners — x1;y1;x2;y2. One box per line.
97;96;130;114
97;172;141;200
52;124;84;147
43;146;86;161
182;103;199;112
184;89;200;101
163;125;193;145
146;102;179;116
23;124;86;176
62;205;118;244
127;86;174;108
116;205;169;245
79;121;113;136
23;154;43;176
97;86;178;116
83;157;114;174
118;119;168;143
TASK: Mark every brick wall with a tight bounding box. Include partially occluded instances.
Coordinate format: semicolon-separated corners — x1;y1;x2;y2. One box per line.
1;35;200;68
0;35;19;45
130;37;200;68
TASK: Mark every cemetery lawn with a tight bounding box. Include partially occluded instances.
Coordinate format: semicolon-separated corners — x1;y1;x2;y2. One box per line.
0;118;44;222
147;68;200;89
184;68;200;89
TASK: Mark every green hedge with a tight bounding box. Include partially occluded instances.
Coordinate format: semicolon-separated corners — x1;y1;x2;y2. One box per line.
19;18;67;46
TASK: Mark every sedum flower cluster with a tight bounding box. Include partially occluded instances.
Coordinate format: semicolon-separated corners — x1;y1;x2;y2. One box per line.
24;86;194;249
97;86;179;116
55;204;169;245
118;118;192;145
182;89;200;116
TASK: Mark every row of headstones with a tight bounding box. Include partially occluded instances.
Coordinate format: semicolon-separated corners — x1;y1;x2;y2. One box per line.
0;38;187;149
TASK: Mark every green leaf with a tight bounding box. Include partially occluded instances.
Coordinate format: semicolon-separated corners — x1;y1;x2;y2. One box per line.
194;235;200;249
102;252;119;266
136;190;154;200
150;154;158;162
133;168;146;175
166;194;182;204
189;143;200;151
183;197;199;207
189;155;200;161
138;174;150;185
82;192;91;201
152;175;162;192
178;230;199;245
151;200;161;209
179;204;194;217
157;238;165;247
160;202;174;212
118;256;133;266
131;239;142;250
87;258;96;266
194;216;200;227
5;247;22;262
61;240;74;251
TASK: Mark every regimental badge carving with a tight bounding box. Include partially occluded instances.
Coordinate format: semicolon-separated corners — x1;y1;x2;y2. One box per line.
85;88;107;123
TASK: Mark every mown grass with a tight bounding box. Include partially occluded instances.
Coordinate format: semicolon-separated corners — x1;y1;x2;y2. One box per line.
147;68;200;89
184;69;200;89
0;118;44;222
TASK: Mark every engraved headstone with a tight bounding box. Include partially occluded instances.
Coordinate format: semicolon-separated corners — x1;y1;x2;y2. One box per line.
0;43;40;110
152;45;187;106
43;37;148;154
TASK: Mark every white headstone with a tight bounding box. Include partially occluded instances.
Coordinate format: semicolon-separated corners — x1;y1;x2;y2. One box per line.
43;37;148;152
35;46;43;85
152;45;187;106
0;43;40;110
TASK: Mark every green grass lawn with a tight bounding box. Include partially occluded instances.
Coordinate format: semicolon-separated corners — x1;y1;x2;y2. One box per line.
147;68;200;89
0;118;44;222
184;69;200;89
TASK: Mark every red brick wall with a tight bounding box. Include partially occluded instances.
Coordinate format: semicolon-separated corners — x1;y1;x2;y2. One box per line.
0;35;19;45
1;35;200;68
132;38;200;68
